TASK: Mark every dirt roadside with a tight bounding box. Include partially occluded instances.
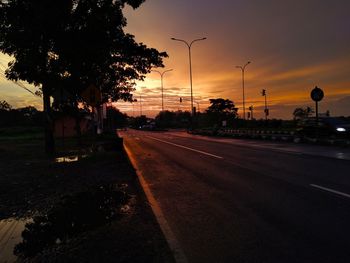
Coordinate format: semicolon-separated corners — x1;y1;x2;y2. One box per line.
0;128;175;262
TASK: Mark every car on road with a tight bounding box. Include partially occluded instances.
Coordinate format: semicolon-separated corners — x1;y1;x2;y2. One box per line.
297;117;350;138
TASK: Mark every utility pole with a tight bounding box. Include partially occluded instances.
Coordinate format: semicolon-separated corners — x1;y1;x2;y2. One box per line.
262;89;269;121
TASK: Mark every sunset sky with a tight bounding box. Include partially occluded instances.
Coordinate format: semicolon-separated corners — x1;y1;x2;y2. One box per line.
1;0;350;119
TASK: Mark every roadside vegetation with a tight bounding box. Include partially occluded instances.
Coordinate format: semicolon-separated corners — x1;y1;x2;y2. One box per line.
131;98;350;145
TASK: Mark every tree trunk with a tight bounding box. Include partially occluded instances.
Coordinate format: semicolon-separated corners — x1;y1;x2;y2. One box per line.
43;83;55;155
75;109;82;146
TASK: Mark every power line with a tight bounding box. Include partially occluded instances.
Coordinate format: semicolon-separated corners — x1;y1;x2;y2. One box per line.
0;63;41;98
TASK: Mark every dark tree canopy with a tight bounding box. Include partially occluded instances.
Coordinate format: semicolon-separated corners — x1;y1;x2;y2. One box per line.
155;110;191;128
0;0;167;102
206;98;238;116
293;106;314;120
0;0;167;153
204;98;238;127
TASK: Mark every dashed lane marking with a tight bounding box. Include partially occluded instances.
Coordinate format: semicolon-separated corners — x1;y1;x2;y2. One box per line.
146;136;224;159
310;184;350;199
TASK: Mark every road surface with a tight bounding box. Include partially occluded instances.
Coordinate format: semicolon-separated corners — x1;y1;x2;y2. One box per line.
120;129;350;263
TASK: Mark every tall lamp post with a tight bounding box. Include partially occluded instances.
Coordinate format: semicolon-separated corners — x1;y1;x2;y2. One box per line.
194;101;200;112
171;37;206;116
138;91;143;116
236;61;251;120
152;69;173;112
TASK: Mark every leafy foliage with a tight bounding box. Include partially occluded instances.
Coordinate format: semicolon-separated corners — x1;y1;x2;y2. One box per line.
204;98;238;127
128;115;149;129
155;110;191;128
0;0;167;153
0;105;43;127
106;106;128;129
206;98;238;115
0;0;167;102
293;107;314;120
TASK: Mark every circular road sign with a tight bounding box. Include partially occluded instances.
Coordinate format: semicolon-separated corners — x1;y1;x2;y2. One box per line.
311;86;324;102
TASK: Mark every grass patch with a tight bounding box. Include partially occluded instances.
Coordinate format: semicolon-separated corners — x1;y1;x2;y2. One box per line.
0;126;43;140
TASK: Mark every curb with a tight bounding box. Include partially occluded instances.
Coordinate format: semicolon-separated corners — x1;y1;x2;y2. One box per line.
123;144;188;263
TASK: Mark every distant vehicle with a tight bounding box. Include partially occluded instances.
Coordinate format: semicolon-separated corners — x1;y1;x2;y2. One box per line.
297;117;350;138
140;124;156;131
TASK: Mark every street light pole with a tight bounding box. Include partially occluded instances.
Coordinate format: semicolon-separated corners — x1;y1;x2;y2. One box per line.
171;37;206;116
194;101;200;112
152;69;173;112
236;61;251;120
248;105;254;119
139;93;142;116
262;89;268;121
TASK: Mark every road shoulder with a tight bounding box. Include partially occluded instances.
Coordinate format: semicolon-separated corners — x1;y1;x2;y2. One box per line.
124;143;188;263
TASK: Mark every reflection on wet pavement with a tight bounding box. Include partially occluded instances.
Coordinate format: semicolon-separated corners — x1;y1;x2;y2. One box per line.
0;218;30;263
54;141;123;163
14;184;130;259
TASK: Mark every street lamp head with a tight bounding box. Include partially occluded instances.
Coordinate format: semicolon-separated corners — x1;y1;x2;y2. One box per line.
151;69;161;74
165;69;173;75
244;61;251;67
170;36;206;118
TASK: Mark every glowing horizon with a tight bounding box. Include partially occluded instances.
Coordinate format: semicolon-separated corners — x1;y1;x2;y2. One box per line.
1;0;350;119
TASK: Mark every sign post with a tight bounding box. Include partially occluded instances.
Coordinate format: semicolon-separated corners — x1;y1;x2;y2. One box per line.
82;84;102;134
310;86;324;124
81;84;101;107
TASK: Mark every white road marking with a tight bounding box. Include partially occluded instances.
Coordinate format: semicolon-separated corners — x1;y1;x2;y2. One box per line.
147;136;224;159
310;184;350;199
169;133;350;160
124;145;188;263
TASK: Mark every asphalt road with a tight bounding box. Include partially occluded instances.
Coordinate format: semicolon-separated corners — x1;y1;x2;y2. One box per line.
120;129;350;263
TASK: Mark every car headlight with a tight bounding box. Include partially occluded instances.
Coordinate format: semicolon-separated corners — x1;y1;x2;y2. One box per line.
336;127;346;132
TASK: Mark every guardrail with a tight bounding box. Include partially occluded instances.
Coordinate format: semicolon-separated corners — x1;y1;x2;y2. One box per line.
189;128;350;147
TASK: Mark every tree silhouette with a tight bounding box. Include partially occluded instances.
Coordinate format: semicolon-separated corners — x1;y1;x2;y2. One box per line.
0;0;167;154
205;98;238;127
155;110;191;128
206;98;238;116
293;107;314;120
